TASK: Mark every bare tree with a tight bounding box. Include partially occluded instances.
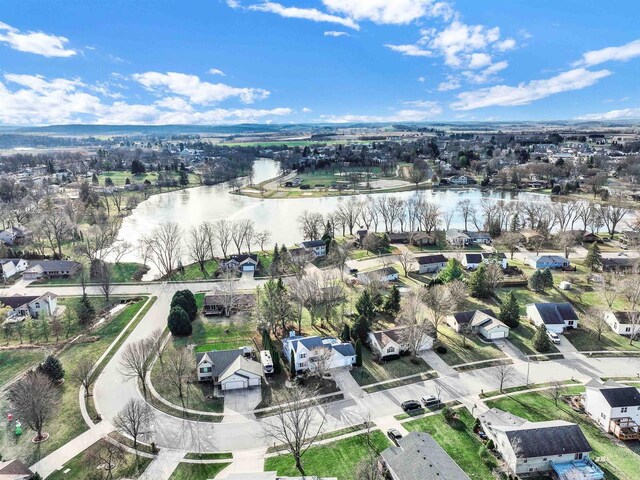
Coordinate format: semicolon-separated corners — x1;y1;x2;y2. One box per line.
262;385;327;476
119;338;153;398
112;241;134;264
9;371;58;441
498;232;523;259
485;262;505;293
598;273;620;309
596;194;630;238
447;279;469;311
309;346;333;378
585;307;609;342
399;289;433;356
548;381;565;407
71;357;96;398
457;199;474;231
74;218;122;263
408;160;428;186
297;211;324;240
88;440;125;480
495;363;515;393
255;230;272;252
139;222;182;278
149;328;167;365
187;224;211;274
442;209;455;231
336;197;361;235
422;284;452;339
113;399;153;451
164;346;192;408
213;219;233;259
395;250;416;277
97;261;113;301
355;451;384;480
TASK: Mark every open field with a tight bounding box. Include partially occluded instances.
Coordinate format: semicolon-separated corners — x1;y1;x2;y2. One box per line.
36;262;147;285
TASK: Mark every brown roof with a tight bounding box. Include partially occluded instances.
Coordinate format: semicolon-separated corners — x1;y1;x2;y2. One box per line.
0;459;33;479
371;327;408;348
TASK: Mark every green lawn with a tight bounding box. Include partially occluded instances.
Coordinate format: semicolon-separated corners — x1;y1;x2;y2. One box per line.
0;298;147;465
166;259;220;281
264;430;390;480
37;262;147;285
0;349;45;387
404;408;494;480
47;439;151;480
487;391;640;480
496;287;567;316
435;325;506;366
350;348;431;386
174;314;256;352
564;327;640;352
168;462;231;479
508;322;559;356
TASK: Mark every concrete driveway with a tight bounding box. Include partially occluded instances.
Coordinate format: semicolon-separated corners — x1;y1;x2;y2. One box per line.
331;367;365;399
494;338;528;362
222;387;262;420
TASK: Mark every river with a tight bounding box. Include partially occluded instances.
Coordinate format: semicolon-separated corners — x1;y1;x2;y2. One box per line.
115;159;551;279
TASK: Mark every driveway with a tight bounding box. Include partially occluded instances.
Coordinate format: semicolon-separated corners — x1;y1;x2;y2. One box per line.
555;335;581;358
222;387;262;420
420;350;457;377
494;339;528;362
331;367;365;399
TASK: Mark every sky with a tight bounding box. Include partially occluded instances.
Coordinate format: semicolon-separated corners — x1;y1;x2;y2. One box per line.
1;0;640;126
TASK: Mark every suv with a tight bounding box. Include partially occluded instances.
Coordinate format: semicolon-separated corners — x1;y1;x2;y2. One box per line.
386;428;403;445
547;331;561;344
421;395;440;407
401;400;422;412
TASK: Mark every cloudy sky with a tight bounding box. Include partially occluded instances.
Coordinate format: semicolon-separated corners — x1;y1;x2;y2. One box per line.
2;0;640;125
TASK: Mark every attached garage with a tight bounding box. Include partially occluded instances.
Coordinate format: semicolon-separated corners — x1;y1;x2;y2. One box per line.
222;379;246;391
219;366;262;391
241;264;256;272
479;325;509;340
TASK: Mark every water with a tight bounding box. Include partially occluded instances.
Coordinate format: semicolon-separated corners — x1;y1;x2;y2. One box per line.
115;159;551;279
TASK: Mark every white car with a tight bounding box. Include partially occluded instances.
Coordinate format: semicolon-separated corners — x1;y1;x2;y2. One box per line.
547;331;561;344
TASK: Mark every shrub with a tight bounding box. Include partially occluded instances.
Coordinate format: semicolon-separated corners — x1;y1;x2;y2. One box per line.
436;345;448;354
442;405;455;423
167;306;192;336
171;290;197;321
39;355;65;382
486;439;495;450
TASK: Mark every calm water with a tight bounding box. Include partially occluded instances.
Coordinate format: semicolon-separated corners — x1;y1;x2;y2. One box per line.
116;159;551;278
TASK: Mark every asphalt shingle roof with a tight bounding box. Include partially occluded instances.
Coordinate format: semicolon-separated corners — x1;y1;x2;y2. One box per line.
504;423;592;459
452;309;497;326
532;303;578;325
196;349;244;378
416;254;447;265
599;386;640;408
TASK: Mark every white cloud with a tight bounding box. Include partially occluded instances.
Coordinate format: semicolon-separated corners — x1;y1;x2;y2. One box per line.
249;2;359;30
437;76;460;91
427;20;502;67
462;60;508;83
495;38;516;52
0;73;291;125
324;31;349;37
385;44;432;57
574;39;640;67
576;107;640;121
208;68;226;76
417;76;426;82
402;100;439;109
322;0;454;25
467;53;492;69
302;107;312;113
0;21;76;57
132;71;269;104
451;68;611;110
321;104;442;123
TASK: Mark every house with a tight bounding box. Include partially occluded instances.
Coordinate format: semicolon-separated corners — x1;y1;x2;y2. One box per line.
22;260;82;280
196;348;263;390
0;226;31;246
584;382;640;440
222;254;259;272
357;266;399;282
281;333;355;372
368;327;433;360
527;254;570;269
446;309;510;340
461;253;483;270
526;303;579;333
386;231;436;247
449;175;469;185
379;432;471;480
202;289;254;316
0;459;33;480
416;254;448;274
604;311;640;336
479;409;602;478
601;257;636;272
465;231;492;245
581;231;602;243
0;259;29;281
300;240;327;258
445;229;471;247
356;229;368;244
0;293;58;321
620;231;640;246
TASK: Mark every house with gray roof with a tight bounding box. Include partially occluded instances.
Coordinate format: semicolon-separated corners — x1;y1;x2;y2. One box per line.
447;309;510;340
379;432;470;480
300;240;327;258
584;382;640;440
0;259;29;281
416;254;448;274
196;348;263;391
0;459;33;480
526;302;579;334
368;326;433;360
22;260;81;281
281;332;355;373
0;292;58;322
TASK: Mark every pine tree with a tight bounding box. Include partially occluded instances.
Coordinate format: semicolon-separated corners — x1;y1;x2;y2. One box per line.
468;263;491;298
271;349;282;374
40;355;65;382
167;306;192;336
533;325;551;352
584;242;603;272
271;243;280;276
171;290;197;321
262;329;272;350
542;268;554;290
289;348;296;379
384;285;401;315
499;291;520;328
528;270;544;292
77;294;95;325
340;324;351;343
352;315;370;342
355;339;363;367
355;291;375;324
438;258;463;283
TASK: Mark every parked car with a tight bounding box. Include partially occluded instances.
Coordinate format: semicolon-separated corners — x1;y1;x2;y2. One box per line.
401;400;422;412
386;428;403;445
421;394;440;407
547;331;561;344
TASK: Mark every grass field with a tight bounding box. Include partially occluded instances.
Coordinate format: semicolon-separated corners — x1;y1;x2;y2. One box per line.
264;430;390;480
508;322;560;355
350;348;431;386
37;262;147;285
564;327;640;352
165;259;220;281
487;391;640;480
169;462;231;479
404;408;495;480
0;349;45;387
435;325;506;366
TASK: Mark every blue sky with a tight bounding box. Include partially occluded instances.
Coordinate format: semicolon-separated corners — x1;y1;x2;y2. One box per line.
1;0;640;125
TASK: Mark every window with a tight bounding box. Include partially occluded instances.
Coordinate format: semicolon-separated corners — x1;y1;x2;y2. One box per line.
388;346;395;353
523;459;527;464
621;407;628;413
626;327;631;332
601;412;606;419
575;453;583;460
543;458;547;461
200;367;212;373
35;302;40;308
300;353;307;359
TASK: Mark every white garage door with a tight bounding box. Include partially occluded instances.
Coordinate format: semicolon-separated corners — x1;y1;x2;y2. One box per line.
223;380;246;391
489;331;508;339
242;265;255;272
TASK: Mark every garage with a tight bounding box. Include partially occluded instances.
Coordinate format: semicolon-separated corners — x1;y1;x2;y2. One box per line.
479;324;510;340
222;380;246;391
241;264;255;272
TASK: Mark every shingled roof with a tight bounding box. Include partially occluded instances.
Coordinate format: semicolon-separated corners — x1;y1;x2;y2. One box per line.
503;421;592;459
599;386;640;408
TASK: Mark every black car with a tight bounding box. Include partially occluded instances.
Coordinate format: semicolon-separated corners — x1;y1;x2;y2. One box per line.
401;400;422;412
386;428;403;445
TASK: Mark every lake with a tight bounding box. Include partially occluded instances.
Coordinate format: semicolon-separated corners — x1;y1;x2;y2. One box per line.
115;159;551;278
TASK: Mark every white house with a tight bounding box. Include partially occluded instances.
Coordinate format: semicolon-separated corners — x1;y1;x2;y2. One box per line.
479;409;601;478
300;240;327;258
368;327;433;360
22;260;81;280
604;311;640;336
450;175;469;185
357;266;399;282
416;254;448;274
447;309;510;340
583;382;640;439
222;254;259;272
0;226;30;246
0;259;29;281
446;229;471;247
196;348;263;390
0;293;58;321
526;303;579;334
461;253;484;270
282;333;355;372
527;255;570;269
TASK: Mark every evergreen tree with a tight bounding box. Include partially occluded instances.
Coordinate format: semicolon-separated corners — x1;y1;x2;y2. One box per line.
542;268;554;290
262;329;272;350
179;170;189;186
91;173;99;184
355;339;363;367
355;291;375;324
352;315;370;342
171;290;197;321
271;349;282;374
533;325;551;352
289;349;296;379
125;177;131;185
499;291;520;328
528;270;544;292
271;243;280;277
340;324;351;343
76;294;95;325
438;258;463;283
584;242;603;272
468;263;491;298
384;285;401;315
167;306;192;336
39;355;65;382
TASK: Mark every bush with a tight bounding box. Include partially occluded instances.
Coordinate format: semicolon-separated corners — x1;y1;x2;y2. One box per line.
171;290;197;321
478;445;497;469
39;355;64;382
436;345;448;354
486;439;495;450
442;405;455;423
167;306;192;336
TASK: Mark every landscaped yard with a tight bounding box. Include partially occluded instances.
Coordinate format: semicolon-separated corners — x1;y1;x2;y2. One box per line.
508;322;560;356
495;287;568;316
264;430;390;480
350;348;431;386
168;462;231;479
164;259;220;281
487;391;640;480
435;325;506;367
564;327;640;353
404;408;495;480
174;314;257;352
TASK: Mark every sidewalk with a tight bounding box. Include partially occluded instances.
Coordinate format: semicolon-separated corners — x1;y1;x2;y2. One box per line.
216;448;267;479
139;448;185;480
